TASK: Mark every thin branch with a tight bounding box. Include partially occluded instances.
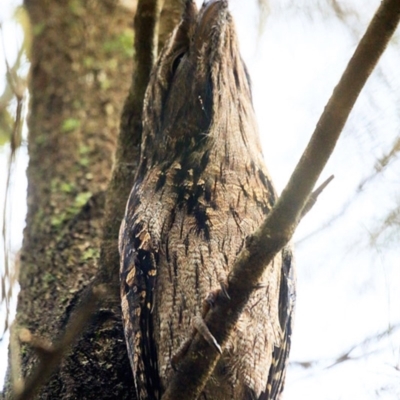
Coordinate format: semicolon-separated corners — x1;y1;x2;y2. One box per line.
297;134;400;246
13;285;106;400
290;322;400;370
158;0;184;50
1;38;26;339
301;174;334;218
162;0;400;398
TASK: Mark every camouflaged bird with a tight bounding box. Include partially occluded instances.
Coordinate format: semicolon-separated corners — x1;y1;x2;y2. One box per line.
119;1;296;399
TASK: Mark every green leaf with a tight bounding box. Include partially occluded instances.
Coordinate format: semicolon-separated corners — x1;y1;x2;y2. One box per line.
74;192;92;208
61;118;81;132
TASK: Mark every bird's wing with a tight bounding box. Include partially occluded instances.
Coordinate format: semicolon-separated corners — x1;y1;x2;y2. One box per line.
119;186;162;400
260;245;296;400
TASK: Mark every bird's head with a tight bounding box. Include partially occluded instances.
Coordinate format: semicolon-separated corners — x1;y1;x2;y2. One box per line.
142;0;260;166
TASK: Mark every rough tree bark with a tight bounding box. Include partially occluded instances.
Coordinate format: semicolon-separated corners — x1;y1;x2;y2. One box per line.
4;0;137;398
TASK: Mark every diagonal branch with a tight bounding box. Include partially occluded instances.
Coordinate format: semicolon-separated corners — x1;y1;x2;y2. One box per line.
162;0;400;398
13;285;106;400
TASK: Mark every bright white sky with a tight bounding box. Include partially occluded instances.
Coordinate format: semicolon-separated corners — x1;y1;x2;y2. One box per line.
1;0;400;398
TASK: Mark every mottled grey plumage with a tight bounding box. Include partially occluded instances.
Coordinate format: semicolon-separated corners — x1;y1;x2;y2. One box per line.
119;1;295;399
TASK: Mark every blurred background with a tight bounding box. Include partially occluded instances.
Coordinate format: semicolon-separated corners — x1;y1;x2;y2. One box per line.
1;0;399;398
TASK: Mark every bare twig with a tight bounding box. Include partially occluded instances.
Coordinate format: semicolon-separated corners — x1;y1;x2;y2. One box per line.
158;0;184;50
13;285;107;400
162;0;400;398
1;32;26;339
301;174;334;217
290;322;400;370
9;313;23;394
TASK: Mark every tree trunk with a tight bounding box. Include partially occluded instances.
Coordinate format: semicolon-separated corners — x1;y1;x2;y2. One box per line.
4;0;136;397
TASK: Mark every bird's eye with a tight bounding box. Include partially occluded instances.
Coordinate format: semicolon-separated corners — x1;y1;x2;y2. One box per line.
171;52;185;75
